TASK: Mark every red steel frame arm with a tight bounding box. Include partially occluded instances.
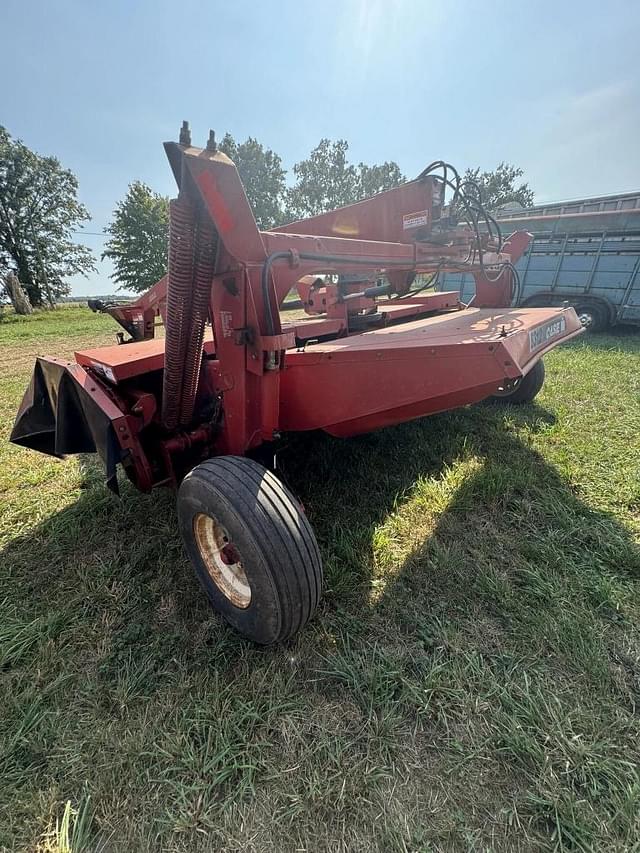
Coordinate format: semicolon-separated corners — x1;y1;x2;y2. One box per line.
272;176;440;243
170;142;532;334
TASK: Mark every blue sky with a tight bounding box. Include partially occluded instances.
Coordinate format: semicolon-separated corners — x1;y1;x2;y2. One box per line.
2;0;639;295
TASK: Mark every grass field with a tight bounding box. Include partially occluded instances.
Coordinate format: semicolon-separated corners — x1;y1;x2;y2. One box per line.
1;306;639;852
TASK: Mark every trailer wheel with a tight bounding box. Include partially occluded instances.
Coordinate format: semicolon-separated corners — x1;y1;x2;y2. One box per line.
490;359;545;404
177;456;322;644
574;302;609;332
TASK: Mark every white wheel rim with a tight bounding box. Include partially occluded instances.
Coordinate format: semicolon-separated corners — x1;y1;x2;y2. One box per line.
193;513;251;608
578;311;594;328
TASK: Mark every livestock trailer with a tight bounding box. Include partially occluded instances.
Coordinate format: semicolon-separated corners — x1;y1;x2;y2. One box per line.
441;193;640;330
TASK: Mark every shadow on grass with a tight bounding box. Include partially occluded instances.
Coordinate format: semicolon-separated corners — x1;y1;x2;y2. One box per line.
3;400;638;654
2;399;640;850
279;404;640;848
279;402;639;638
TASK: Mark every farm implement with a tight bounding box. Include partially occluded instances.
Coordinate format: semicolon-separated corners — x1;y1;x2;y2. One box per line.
11;123;583;643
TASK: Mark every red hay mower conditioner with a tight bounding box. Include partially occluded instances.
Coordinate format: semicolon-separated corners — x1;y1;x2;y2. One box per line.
11;124;583;643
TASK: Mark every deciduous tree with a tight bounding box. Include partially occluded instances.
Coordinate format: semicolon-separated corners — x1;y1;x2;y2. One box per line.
357;161;405;199
102;182;169;293
286;139;405;220
463;163;534;212
0;126;95;306
219;134;286;229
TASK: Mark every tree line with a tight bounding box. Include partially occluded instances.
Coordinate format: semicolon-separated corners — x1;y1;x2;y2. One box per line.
0;124;534;305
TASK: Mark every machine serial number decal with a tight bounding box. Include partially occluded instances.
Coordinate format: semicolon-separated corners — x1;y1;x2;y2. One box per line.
403;210;429;230
529;317;566;352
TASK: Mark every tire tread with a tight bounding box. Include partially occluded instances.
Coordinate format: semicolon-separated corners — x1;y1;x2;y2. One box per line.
184;456;322;642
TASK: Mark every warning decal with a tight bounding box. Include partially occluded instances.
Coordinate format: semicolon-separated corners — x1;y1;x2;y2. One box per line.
402;210;429;230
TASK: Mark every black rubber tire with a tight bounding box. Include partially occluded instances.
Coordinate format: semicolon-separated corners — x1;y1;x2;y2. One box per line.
574;302;609;333
177;456;322;644
490;359;545;404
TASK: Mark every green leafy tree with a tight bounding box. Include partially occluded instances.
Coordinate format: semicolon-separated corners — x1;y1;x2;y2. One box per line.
103;136;284;292
286;140;357;219
286;139;405;220
463;162;534;212
0;125;95;306
357;161;405;198
102;182;169;293
219;133;286;228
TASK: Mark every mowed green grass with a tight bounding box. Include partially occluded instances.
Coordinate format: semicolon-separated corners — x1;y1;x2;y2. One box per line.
1;306;639;852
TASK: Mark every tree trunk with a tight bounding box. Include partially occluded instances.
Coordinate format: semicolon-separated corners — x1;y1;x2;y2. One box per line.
14;251;43;306
4;272;33;315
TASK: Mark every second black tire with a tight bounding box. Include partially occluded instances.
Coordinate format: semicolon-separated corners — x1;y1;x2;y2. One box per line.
489;359;545;404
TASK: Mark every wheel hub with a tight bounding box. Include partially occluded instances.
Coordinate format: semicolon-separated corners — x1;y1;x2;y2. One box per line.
578;311;594;329
492;377;521;397
193;513;251;608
